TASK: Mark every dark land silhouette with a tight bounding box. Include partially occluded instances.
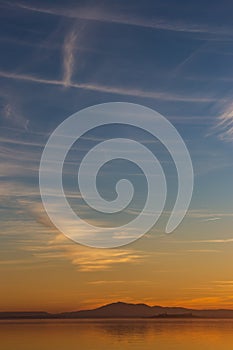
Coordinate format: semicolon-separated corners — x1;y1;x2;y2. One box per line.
1;302;233;319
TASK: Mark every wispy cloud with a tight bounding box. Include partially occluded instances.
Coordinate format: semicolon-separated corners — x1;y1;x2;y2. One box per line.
191;238;233;244
0;70;220;102
212;280;233;287
0;194;150;272
63;28;79;87
0;92;29;130
25;230;149;272
69;248;147;272
185;210;233;220
216;101;233;142
1;197;149;272
7;1;233;37
87;279;151;285
186;249;220;253
201;217;221;222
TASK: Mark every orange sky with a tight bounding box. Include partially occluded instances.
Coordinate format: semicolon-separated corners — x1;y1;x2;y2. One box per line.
1;208;233;313
1;0;233;315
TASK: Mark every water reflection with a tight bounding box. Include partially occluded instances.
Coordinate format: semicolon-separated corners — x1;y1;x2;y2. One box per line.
1;319;233;350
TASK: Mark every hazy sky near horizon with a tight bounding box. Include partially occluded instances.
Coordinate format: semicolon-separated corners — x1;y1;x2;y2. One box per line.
0;0;233;312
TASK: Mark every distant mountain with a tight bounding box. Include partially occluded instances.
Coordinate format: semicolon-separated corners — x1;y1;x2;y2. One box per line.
1;302;233;319
58;302;193;319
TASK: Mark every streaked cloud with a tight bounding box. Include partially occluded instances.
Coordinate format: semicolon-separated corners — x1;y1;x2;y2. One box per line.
212;280;233;287
87;279;152;285
201;217;221;222
186;249;220;253
1;197;149;271
69;248;147;272
7;1;233;37
192;238;233;243
0;92;29;129
63;28;79;87
216;101;233;142
185;210;233;220
0;70;220;102
26;232;149;272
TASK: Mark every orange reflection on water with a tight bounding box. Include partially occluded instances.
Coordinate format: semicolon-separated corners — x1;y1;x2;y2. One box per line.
1;319;233;350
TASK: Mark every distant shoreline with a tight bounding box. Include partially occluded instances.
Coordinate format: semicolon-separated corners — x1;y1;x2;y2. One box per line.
1;316;233;320
0;314;201;320
1;302;233;320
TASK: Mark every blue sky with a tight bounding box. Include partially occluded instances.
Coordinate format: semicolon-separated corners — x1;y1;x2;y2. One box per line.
0;0;233;310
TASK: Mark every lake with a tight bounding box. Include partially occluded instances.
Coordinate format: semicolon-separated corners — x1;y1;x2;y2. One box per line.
1;319;233;349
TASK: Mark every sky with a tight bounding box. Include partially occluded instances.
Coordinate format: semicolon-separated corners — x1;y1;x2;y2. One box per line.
0;0;233;312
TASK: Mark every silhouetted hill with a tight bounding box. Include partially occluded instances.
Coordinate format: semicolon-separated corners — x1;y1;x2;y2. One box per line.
1;302;233;319
149;312;198;318
59;302;155;318
0;312;51;319
58;302;194;318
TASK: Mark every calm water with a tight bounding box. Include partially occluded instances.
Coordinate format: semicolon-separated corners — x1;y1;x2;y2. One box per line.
1;319;233;350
